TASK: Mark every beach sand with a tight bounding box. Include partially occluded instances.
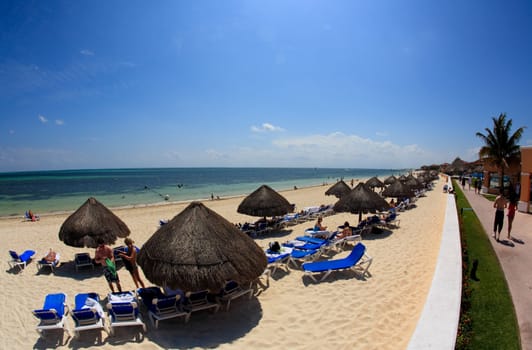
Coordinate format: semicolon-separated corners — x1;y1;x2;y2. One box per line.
1;178;446;349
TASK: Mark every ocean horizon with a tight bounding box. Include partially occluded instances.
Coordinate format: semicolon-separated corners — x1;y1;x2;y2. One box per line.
0;167;408;218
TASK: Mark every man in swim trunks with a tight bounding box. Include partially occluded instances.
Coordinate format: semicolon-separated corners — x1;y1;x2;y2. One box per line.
94;238;122;293
493;191;507;242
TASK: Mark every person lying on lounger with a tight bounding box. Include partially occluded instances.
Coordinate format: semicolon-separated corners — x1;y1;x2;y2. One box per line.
42;248;57;263
336;222;353;239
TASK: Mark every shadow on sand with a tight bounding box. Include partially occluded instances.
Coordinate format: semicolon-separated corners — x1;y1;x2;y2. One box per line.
143;297;263;349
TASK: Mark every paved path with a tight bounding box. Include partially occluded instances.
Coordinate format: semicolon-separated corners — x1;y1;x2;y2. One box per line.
462;188;532;349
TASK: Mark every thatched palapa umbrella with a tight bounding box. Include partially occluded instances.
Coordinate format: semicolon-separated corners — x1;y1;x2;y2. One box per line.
58;197;130;248
325;180;351;198
366;176;385;190
333;182;390;223
382;180;415;198
237;185;293;217
138;202;267;292
384;175;397;185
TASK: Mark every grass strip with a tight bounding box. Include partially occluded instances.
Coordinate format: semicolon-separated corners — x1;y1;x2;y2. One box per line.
454;181;520;349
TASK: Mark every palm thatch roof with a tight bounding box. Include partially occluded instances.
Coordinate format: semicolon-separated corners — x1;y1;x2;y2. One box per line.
382;180;415;198
333;182;390;222
384;175;397;185
58;197;130;248
325;180;351;198
366;176;385;189
237;185;293;217
138;202;267;292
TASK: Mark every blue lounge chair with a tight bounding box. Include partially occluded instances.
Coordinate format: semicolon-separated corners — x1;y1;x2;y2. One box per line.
265;248;291;276
33;293;70;337
138;287;190;328
75;253;94;272
106;295;146;335
183;290;220;315
216;281;254;311
288;248;322;268
8;250;35;272
71;293;107;338
302;243;373;282
37;253;61;272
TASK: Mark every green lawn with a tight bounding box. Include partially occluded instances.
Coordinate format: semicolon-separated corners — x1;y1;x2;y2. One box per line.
454;182;520;349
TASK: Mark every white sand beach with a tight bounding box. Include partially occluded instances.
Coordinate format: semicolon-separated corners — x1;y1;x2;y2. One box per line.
1;178;446;350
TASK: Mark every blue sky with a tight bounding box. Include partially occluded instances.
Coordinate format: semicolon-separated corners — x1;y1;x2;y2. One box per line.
1;0;530;172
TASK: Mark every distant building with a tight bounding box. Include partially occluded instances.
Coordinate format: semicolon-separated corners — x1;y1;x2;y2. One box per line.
518;146;532;213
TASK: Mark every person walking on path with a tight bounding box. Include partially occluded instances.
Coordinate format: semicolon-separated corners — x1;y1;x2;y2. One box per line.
507;196;518;240
493;192;508;242
118;237;145;289
94;238;122;293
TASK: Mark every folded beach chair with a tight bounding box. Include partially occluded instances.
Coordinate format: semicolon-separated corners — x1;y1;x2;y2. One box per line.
183;290;220;315
71;292;108;338
8;249;35;272
106;292;146;335
302;243;373;283
75;252;94;272
216;281;254;311
37;253;61;272
33;292;70;337
138;287;190;328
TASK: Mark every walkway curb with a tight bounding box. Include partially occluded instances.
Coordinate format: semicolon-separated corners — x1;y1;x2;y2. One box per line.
408;181;462;349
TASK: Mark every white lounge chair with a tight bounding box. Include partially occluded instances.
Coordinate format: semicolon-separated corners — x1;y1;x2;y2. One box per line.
37;254;61;272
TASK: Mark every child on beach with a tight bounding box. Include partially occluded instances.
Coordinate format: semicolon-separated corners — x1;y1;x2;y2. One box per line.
118;238;145;289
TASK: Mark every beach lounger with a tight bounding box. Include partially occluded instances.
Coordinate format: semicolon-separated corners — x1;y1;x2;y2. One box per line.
183;290;220;315
138;287;190;328
71;292;108;338
75;253;94;272
216;281;254;311
8;249;35;272
302;243;373;283
288;247;322;268
33;293;70;337
37;253;61;272
106;292;146;335
265;247;292;275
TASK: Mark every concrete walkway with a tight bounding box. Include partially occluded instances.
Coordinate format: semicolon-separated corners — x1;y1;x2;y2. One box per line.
462;187;532;350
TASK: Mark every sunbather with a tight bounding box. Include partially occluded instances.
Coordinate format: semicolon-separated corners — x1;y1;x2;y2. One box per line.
42;248;57;263
336;221;352;239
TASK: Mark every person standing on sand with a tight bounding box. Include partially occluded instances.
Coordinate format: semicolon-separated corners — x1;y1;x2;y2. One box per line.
118;238;145;289
94;238;122;293
493;192;508;242
507;197;517;240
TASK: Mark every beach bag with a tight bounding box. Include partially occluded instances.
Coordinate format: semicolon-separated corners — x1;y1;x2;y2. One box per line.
105;258;117;277
269;241;281;253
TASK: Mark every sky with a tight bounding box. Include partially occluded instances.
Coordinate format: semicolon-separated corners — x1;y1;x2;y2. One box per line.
1;0;531;172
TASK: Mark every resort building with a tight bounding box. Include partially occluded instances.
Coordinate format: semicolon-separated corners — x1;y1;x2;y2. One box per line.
518;146;532;213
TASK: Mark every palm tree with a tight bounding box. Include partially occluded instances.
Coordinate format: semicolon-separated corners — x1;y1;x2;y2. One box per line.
476;113;525;192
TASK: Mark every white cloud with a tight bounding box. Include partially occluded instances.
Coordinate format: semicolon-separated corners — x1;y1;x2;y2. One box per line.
251;123;285;133
269;132;431;168
38;115;48;123
80;49;94;56
55;119;64;126
9;130;15;135
375;131;388;137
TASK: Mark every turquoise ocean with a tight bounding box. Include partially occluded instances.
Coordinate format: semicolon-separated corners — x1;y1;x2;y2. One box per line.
0;167;405;218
